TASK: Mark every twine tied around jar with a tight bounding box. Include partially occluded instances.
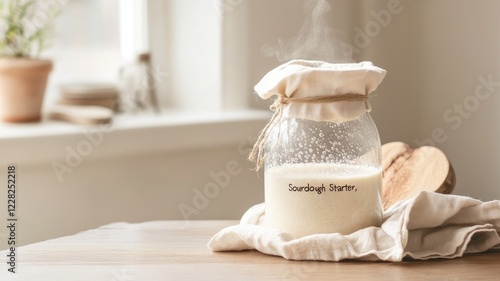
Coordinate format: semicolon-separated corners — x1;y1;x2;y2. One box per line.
248;93;371;171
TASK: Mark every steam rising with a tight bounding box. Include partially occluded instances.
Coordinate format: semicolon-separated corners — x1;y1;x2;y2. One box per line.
261;0;354;63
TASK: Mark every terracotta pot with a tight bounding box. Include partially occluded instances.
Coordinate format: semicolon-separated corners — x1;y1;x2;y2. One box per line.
0;57;53;122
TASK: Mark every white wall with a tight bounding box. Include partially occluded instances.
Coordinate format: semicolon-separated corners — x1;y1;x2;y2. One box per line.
361;0;500;201
246;0;360;108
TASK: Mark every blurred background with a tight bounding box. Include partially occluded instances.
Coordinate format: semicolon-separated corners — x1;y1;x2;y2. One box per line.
1;0;499;248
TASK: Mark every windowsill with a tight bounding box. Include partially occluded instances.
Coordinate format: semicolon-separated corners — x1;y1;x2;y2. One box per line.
0;109;270;166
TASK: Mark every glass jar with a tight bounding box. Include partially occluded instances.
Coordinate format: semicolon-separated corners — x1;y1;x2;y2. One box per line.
264;112;383;238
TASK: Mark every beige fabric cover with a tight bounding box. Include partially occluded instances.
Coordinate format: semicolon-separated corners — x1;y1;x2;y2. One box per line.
254;60;387;123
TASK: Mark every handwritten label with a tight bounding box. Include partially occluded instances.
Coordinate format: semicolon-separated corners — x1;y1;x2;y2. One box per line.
288;183;358;194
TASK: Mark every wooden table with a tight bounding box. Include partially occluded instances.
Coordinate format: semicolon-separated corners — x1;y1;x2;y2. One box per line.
1;221;499;280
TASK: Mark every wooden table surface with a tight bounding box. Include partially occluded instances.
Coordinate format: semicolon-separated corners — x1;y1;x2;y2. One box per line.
1;220;500;280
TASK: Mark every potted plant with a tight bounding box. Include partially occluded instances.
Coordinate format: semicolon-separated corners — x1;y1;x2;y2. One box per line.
0;0;59;122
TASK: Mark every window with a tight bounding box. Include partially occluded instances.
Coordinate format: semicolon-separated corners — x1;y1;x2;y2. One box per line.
44;0;249;112
45;0;121;106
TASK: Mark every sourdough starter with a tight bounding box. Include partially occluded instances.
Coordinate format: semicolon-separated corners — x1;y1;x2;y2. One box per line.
265;163;382;238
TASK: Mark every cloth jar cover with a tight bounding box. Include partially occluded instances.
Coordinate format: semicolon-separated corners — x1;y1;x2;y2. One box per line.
254;60;386;123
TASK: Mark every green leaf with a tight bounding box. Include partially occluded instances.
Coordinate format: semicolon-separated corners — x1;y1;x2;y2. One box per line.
0;0;61;57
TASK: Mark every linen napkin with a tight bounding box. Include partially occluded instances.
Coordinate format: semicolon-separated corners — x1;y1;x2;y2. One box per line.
208;191;500;262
